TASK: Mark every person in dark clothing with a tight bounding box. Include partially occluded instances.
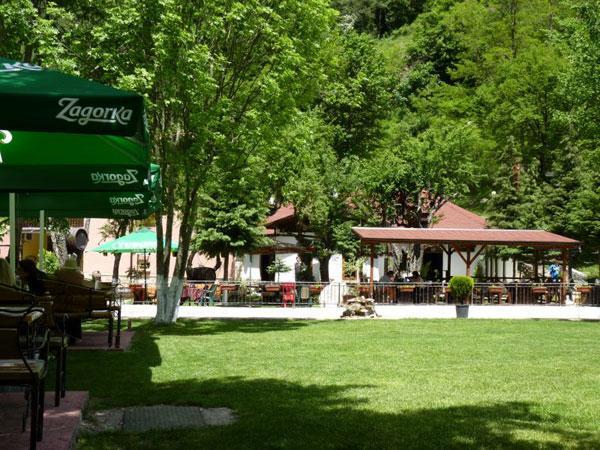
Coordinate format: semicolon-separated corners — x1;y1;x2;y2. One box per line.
17;259;47;295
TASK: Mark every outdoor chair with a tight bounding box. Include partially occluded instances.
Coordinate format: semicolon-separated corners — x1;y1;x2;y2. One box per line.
299;286;311;305
198;284;217;306
44;279;121;348
37;300;68;407
0;287;66;406
0;305;49;450
280;283;296;307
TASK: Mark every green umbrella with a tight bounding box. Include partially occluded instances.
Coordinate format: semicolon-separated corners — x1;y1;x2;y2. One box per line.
91;227;178;254
0;58;146;138
0;57;149;192
91;227;178;301
0;130;149;192
0;58;150;278
0;164;161;219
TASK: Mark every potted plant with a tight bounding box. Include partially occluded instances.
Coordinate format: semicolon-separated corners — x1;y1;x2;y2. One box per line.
309;283;324;294
449;275;474;318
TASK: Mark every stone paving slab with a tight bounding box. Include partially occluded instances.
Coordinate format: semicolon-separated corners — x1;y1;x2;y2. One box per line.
124;406;206;432
83;405;235;433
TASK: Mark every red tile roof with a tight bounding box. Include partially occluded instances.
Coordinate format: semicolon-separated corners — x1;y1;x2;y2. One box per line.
265;204;295;227
433;202;486;229
352;227;580;248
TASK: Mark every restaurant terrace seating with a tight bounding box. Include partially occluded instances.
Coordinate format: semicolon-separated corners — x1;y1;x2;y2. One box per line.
0;305;49;450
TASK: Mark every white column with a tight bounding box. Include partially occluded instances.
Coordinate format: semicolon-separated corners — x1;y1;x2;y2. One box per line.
9;193;16;283
38;209;46;269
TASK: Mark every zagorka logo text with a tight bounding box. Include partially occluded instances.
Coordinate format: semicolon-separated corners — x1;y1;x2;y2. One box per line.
111;208;141;218
109;193;145;207
56;98;133;126
0;62;42;73
91;169;139;186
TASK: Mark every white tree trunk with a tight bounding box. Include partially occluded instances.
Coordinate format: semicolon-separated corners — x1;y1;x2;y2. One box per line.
50;231;68;266
155;274;184;323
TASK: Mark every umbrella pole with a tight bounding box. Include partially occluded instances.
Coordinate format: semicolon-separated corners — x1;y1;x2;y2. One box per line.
144;249;147;303
9;193;16;284
38;209;45;270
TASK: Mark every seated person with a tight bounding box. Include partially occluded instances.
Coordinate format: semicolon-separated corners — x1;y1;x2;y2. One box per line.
0;258;12;286
17;259;47;295
379;271;395;283
53;255;92;287
411;271;423;283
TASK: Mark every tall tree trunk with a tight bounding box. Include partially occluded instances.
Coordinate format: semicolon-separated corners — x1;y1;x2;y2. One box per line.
318;254;330;282
112;254;123;283
110;220;128;282
222;252;229;281
50;230;68;266
155;181;198;324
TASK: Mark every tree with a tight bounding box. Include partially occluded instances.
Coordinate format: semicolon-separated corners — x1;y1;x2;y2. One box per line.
82;0;337;323
332;0;428;36
364;118;482;272
99;219;132;282
192;180;270;281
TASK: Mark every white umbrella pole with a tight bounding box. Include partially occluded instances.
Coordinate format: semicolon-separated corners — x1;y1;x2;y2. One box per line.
9;193;16;284
38;209;45;270
144;249;147;302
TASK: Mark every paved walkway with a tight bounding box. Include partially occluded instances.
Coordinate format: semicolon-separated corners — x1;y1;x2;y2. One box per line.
122;304;600;321
0;391;88;450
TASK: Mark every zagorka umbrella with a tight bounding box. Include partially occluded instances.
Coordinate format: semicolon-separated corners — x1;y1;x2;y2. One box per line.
0;58;150;278
91;228;178;301
0;164;161;219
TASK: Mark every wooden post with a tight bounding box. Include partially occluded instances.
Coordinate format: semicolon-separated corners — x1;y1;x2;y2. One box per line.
466;248;472;276
369;245;375;297
533;251;539;281
561;249;568;305
512;258;516;282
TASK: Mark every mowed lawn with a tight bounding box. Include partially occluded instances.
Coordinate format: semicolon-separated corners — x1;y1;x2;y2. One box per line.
73;319;600;449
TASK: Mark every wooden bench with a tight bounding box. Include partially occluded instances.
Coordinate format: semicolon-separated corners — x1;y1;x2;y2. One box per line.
44;279;121;348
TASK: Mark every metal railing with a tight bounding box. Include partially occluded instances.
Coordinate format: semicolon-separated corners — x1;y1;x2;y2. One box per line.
110;279;600;307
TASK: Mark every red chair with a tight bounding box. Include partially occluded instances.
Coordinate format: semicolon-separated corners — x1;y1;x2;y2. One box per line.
280;283;296;308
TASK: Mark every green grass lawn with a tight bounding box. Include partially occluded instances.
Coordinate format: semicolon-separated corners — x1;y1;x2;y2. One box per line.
71;319;600;449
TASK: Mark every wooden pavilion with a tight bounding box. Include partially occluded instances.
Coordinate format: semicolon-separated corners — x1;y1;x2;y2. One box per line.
352;227;581;301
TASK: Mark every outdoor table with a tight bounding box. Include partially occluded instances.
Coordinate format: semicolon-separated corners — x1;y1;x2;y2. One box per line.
397;286;415;303
487;286;504;304
181;284;205;303
576;286;592;304
262;285;280;303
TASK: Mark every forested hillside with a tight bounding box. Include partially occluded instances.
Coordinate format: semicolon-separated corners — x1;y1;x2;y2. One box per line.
331;0;599;267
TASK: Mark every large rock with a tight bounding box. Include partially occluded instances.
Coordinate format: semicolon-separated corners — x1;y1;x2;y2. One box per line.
341;296;379;318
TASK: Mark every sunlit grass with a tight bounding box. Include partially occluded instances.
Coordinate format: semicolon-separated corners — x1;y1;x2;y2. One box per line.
72;319;600;449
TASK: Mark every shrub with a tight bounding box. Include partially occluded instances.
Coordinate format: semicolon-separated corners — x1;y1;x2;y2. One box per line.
449;276;474;304
41;250;60;275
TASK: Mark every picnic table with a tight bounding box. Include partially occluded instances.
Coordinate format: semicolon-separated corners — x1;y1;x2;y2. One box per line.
181;284;205;303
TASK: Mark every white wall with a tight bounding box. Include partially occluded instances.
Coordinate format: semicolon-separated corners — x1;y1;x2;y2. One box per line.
328;253;343;282
275;253;296;282
238;254;261;281
362;255;385;281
